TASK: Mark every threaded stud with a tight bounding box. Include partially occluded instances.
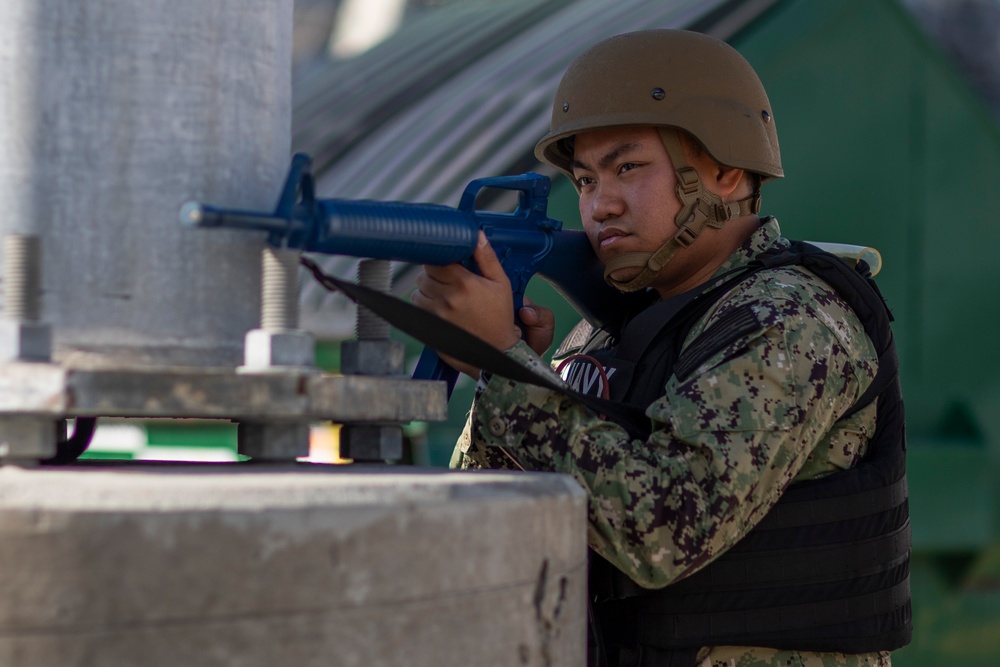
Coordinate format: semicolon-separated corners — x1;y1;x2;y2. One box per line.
260;247;299;331
4;235;41;322
356;259;391;340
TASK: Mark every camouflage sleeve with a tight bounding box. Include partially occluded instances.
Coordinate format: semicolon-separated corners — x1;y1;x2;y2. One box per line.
455;268;878;589
700;645;892;666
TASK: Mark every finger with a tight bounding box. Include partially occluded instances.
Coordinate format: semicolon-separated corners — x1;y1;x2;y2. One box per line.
420;262;467;286
413;272;440;304
519;297;540;326
416;264;471;304
519;297;554;327
518;301;555;357
471;231;508;284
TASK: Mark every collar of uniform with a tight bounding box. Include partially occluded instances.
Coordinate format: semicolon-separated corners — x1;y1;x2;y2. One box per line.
709;216;786;279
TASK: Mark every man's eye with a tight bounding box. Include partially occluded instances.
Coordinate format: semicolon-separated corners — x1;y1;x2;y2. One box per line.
619;162;638;174
575;175;595;187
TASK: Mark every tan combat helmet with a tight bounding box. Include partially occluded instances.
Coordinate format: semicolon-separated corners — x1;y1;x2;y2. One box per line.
534;29;783;292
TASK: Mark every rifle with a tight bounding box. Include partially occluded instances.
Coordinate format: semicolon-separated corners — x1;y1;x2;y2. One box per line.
181;153;625;395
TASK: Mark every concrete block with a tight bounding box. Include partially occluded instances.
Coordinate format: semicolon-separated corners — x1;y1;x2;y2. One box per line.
0;465;588;666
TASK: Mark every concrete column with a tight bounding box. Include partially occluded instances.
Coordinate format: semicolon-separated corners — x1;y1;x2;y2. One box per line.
0;0;293;369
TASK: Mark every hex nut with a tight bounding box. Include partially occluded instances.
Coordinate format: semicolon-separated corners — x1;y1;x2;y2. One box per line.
340;339;405;376
0;415;58;460
340;424;403;462
242;328;314;370
237;422;310;461
0;320;51;362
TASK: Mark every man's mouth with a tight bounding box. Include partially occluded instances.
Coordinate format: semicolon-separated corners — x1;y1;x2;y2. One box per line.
597;229;627;250
597;229;628;251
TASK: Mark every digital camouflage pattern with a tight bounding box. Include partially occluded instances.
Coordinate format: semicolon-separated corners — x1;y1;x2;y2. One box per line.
695;646;891;666
452;219;892;666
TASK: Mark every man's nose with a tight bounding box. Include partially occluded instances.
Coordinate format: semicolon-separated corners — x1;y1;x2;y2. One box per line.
589;183;625;222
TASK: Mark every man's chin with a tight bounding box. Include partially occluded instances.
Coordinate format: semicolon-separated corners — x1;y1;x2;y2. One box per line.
606;266;641;282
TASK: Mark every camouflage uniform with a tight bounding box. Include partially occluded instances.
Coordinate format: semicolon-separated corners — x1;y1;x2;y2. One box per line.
451;219;892;667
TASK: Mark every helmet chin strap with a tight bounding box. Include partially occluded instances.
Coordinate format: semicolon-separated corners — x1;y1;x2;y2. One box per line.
603;128;761;292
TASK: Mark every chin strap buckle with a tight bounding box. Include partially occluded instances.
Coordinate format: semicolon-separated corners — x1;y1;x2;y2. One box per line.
673;224;699;248
676;167;701;196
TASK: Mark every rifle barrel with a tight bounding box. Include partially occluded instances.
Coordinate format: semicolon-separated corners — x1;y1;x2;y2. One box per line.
180;202;290;234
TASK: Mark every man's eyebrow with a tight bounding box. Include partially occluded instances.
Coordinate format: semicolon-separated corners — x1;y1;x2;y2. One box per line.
570;142;644;173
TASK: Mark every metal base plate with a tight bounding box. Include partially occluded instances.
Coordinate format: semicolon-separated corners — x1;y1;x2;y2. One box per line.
0;362;448;423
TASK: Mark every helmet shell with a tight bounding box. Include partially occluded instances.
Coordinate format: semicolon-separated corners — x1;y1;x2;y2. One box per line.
535;30;783;180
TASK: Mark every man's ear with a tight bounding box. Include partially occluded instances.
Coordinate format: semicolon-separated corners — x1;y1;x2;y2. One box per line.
681;133;746;199
714;165;746;199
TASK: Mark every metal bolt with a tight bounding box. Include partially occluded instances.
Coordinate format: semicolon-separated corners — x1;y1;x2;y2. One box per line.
762;110;772;123
356;259;390;340
261;247;300;330
562;102;570;112
244;246;313;373
651;87;666;101
0;234;51;363
340;258;402;377
341;259;404;463
4;235;41;322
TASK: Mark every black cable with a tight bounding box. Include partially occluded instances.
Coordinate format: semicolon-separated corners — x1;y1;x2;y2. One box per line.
42;417;98;465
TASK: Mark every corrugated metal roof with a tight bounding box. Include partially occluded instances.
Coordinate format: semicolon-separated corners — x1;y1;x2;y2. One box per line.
294;0;778;334
292;0;576;177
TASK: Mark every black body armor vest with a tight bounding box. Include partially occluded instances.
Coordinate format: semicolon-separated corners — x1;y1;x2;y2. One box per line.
556;242;911;665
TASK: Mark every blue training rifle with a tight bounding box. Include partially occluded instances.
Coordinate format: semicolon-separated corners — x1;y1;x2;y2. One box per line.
180;152;625;396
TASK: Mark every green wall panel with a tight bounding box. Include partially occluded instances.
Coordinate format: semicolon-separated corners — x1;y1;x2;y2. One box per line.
731;2;1000;663
733;0;1000;439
